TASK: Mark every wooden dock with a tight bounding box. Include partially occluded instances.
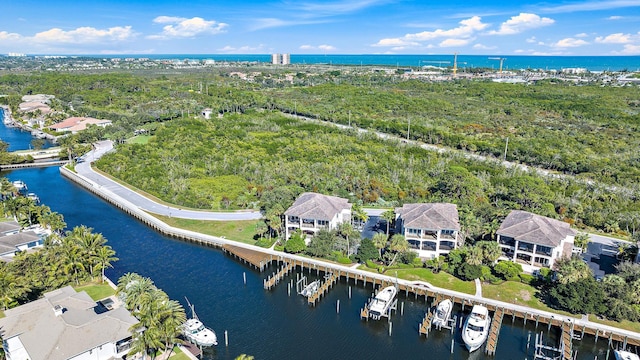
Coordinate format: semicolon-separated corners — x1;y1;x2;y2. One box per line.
485;307;505;356
419;293;443;336
307;272;339;305
264;262;295;290
222;244;271;271
561;321;574;360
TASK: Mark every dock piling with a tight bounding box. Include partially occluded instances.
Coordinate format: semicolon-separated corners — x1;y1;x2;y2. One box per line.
224;330;228;346
337;300;340;314
243;272;246;285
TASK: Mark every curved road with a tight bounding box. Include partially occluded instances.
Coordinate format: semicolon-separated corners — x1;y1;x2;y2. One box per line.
75;140;263;221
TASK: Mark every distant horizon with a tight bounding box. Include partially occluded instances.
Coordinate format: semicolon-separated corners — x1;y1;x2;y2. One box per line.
5;53;640;57
1;1;639;56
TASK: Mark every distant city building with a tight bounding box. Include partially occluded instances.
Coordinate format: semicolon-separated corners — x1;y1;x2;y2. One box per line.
562;68;588;74
271;53;290;65
7;52;26;57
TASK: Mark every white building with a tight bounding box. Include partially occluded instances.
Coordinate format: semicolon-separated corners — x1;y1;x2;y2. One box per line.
496;210;575;273
395;203;460;259
202;108;213;119
284;192;352;240
0;286;138;360
271;53;290;65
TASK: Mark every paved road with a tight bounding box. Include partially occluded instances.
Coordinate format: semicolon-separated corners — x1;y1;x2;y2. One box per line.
75;140;263;221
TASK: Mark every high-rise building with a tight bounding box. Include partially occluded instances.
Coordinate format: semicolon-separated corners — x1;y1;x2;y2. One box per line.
271;53;290;65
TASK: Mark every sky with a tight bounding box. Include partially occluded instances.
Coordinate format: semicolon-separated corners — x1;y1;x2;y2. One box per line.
1;0;640;56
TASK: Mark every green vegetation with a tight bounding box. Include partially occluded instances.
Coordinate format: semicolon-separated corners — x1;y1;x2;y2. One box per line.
73;282;115;301
152;214;260;244
168;347;190;360
126;135;151;145
360;265;476;295
483;281;555;313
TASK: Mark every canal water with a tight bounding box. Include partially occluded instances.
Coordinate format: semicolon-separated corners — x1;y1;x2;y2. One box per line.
0;109;55;151
0;121;619;360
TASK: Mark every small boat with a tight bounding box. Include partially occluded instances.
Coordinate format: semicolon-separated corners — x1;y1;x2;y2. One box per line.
431;299;453;329
182;298;217;347
615;350;640;360
368;286;397;320
12;180;28;192
27;193;40;203
300;279;320;297
462;305;491;352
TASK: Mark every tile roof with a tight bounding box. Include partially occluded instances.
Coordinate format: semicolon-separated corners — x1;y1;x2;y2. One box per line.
49;117;112;132
497;210;576;247
0;286;138;360
284;192;351;221
395;203;460;230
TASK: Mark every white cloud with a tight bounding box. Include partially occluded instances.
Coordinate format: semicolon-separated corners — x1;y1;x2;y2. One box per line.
296;0;390;16
217;44;265;53
373;16;488;48
0;31;22;41
551;38;589;48
607;15;624;20
595;32;633;43
473;43;496;50
526;36;537;43
542;0;640;14
619;44;640;54
32;26;135;44
488;13;554;35
575;33;589;38
149;16;227;39
298;44;337;51
439;38;472;47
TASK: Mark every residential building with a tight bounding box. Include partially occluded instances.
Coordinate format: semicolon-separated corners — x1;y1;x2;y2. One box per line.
49;117;112;134
271;53;290;65
0;286;138;360
496;210;575;272
284;192;352;240
395;203;461;259
202;108;213;119
0;230;43;259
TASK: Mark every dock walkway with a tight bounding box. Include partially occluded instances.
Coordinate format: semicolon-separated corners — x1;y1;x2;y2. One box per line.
485;307;505;356
223;244;271;271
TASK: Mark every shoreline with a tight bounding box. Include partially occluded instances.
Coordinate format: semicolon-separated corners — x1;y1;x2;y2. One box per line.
0;105;58;142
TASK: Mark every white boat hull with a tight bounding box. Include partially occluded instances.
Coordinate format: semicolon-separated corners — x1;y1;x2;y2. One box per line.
368;286;397;320
431;299;453;328
462;305;491;353
615;350;640;360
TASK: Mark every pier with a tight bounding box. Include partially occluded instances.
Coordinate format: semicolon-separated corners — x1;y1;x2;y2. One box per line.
307;272;339;305
222;244;270;271
1;160;68;170
485;307;505;356
264;262;295;290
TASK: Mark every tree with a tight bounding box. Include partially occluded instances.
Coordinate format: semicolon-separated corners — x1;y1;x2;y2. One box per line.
351;203;368;229
338;222;360;255
306;229;337;257
476;241;501;265
381;210;395;236
387;234;408;266
284;230;306;254
574;233;590;252
371;232;387;259
355;238;378;263
554;256;593;285
425;256;446;273
493;261;522;280
549;277;607;314
457;263;483;281
95;245;118;283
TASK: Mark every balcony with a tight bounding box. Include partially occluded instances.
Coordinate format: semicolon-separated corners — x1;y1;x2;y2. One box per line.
439;241;455;251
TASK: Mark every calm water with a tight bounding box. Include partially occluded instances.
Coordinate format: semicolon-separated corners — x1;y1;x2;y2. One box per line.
0;109;55;151
0;122;622;360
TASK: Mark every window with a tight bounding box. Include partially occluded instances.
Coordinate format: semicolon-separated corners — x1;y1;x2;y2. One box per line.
535;245;552;256
499;236;516;247
317;220;329;226
408;240;420;250
517;242;534;253
288;216;299;223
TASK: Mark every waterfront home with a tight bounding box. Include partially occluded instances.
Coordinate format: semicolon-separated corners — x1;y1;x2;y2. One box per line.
0;286;138;360
0;230;44;259
284;192;352;240
496;210;575;273
49;116;112;134
394;203;461;259
0;220;21;235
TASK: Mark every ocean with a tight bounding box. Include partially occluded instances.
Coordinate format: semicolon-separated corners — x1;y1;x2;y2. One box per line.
82;54;640;72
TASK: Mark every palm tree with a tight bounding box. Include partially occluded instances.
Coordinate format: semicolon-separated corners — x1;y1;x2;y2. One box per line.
158;299;186;357
125;277;156;311
61;238;86;285
128;323;163;360
388;234;409;266
338;222;361;256
574;232;590;253
95;245;118;283
66;226;106;278
465;246;484;266
351;203;368;230
371;233;388;259
381;210;395;236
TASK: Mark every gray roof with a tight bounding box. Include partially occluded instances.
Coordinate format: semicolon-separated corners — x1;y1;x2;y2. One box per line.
395;203;460;230
496;210;576;247
0;231;40;255
0;286;138;360
0;220;21;234
284;192;352;221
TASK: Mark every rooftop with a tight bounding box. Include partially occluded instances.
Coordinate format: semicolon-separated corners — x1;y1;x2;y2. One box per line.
395;203;460;230
497;210;576;247
285;192;351;221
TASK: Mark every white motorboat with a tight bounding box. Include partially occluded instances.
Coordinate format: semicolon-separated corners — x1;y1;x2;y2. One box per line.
431;299;453;329
182;298;217;347
462;305;491;352
615;350;640;360
368;286;397;320
27;193;40;203
12;180;28;192
300;279;320;297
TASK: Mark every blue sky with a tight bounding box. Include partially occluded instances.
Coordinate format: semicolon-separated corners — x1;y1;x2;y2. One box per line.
1;0;640;55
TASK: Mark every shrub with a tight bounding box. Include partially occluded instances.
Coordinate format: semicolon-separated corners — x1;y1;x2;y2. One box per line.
255;237;276;248
337;256;352;264
494;261;523;280
365;260;378;269
284;231;306;254
457;263;483;281
399;250;418;265
519;274;534;285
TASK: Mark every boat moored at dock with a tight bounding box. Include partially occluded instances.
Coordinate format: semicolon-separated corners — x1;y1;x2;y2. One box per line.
462;305;491;352
616;350;640;360
12;180;28;192
431;299;453;329
182;298;217;347
368;286;397;320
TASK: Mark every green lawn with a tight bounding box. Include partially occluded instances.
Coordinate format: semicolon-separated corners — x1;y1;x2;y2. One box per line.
74;282;116;301
168;346;190;360
126;135;152;145
589;314;640;333
359;266;476;295
482;281;577;318
152;214;260;244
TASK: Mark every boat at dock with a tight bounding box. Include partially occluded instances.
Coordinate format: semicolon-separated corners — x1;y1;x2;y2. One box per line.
431;299;453;329
616;350;640;360
300;279;320;298
462;305;491;352
182;298;217;347
12;180;28;192
26;192;40;203
368;286;397;320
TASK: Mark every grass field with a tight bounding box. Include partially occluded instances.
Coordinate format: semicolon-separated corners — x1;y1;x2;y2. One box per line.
589;314;640;333
168;346;190;360
482;281;578;318
359;266;476;295
152;214;260;244
74;282;116;301
126;135;151;145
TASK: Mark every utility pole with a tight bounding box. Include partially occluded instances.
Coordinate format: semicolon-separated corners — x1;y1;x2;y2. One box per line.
504;137;509;161
348;110;351;127
407;118;411;140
